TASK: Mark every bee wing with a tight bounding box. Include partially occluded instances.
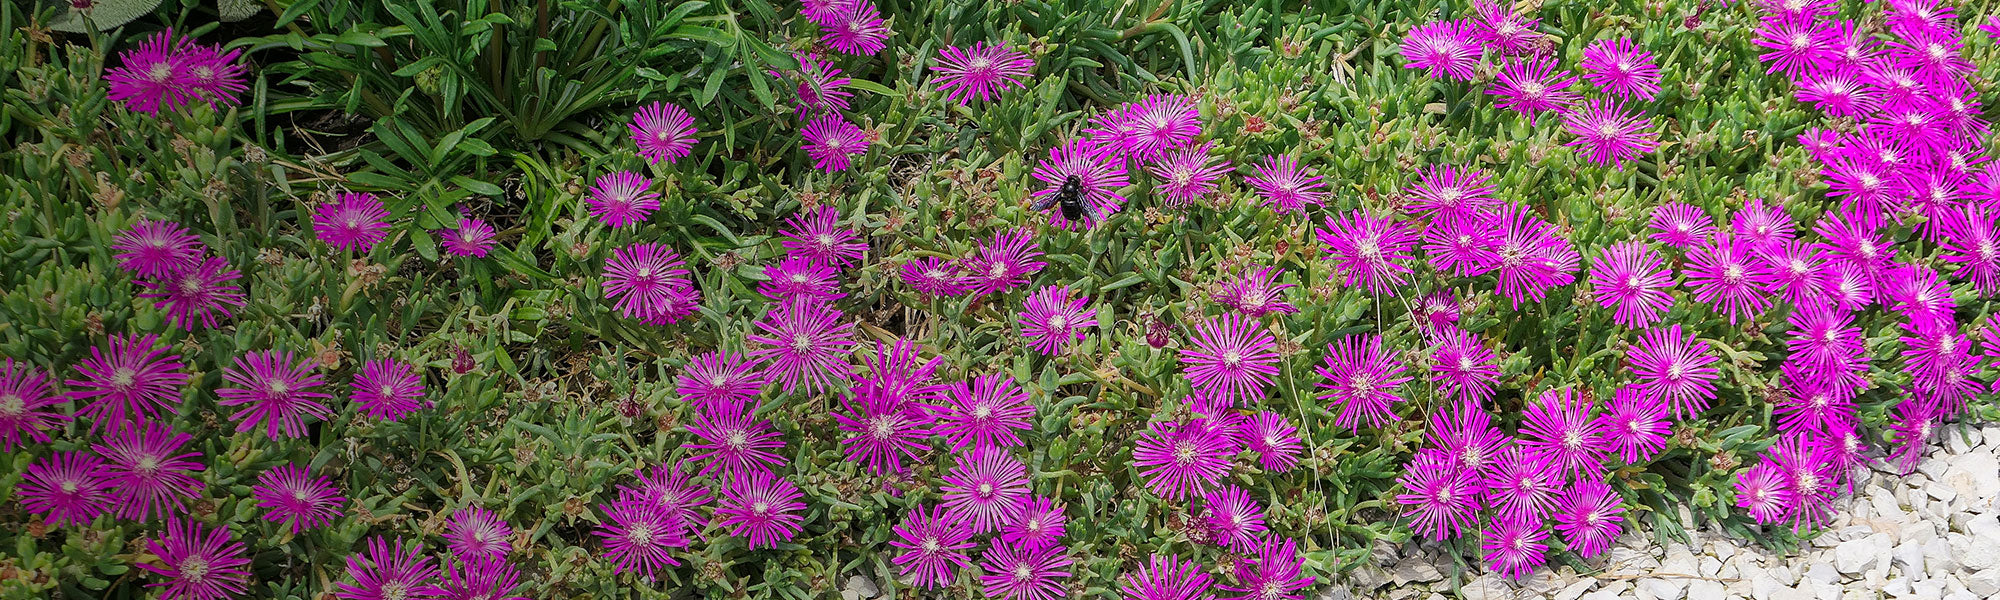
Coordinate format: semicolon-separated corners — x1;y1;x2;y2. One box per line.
1029;193;1059;211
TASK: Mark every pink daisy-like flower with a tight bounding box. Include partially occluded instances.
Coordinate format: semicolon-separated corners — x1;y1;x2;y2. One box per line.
251;463;344;533
446;506;513;559
820;0;890;56
336;538;443;600
1492;202;1581;307
351;358;428;421
1886;29;1972;86
1774;377;1858;435
1794;71;1881;119
596;498;685;576
1201;486;1268;553
1245;155;1327;214
68;333;188;427
1767;435;1840;530
217;349;331;440
1399;19;1481;80
773;52;853;118
1819;155;1899;218
1757;239;1827;307
1244;411;1303;472
1627;325;1720;419
1431;328;1500;403
137;255;246;330
1120;554;1215;600
1483;446;1560;523
139;517;251;600
95;420;205;522
801;113;870;172
1427;400;1509;474
1413;291;1465;338
440;554;526;600
1812;208;1894;281
964;228;1046;296
1019;285;1097;356
19;451;112;526
1884;264;1956;330
585;171;659;228
934;373;1035;452
1887;397;1942;474
800;0;853;26
441;217;497;257
623;463;711;538
780;205;869;269
1219;265;1298;318
1649;202;1714;249
999;496;1068;553
980;543;1072;600
1579;37;1662;100
1422;213;1500;278
113;219;204;279
1317;210;1419;295
1115;94;1202;161
933;42;1034;103
889;504;975;589
1030;138;1130;229
1732;197;1794;252
1685;235;1773;324
0;360;62;450
1600;385;1669;464
760;255;845;304
1563;98;1657;169
834;386;932;475
1551;479;1625;559
1589;241;1675;329
631;102;697;165
747;298;857;393
685;398;786;477
1734;459;1795;525
900;257;970;297
1490;56;1579;123
1942;204;2000;295
1470;0;1545;55
940;447;1030;532
1182;312;1280;407
1407;165;1499;220
1396;450;1481;542
1222;537;1316;600
1519;387;1607;481
1482;516;1549;581
314;192;393;253
105;30;193;114
1783;303;1865;381
1315;334;1411;431
1753;16;1836;79
176;40;247;107
1148;143;1230;208
718;469;806;549
1132;417;1235;500
675;351;764;411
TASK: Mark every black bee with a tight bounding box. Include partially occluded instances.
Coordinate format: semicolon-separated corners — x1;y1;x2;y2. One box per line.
1031;175;1089;223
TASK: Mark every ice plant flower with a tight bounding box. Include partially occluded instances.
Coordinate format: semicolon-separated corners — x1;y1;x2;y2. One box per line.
964;228;1046;295
820;0;890;55
1422;213;1500;278
1470;0;1545;55
19;451;112;526
802;113;870;172
596;498;685;576
314;193;393;253
1030;138;1130;229
1767;432;1842;527
624;463;710;540
1734;460;1796;525
1119;554;1215;600
441;217;497;257
585;171;660;228
747;298;857;393
1132;418;1235;500
1113;94;1202;161
1396;450;1481;541
1315;334;1411;430
1317;210;1419;294
1753;16;1836;79
336;538;444;600
1648;202;1714;249
999;496;1068;553
1579;37;1662;100
1181;312;1280;407
1399;19;1481;80
774;52;853;117
1627;325;1720;418
1783;303;1864;381
1244;411;1303;472
940;447;1031;532
888;504;975;589
0;360;61;450
252;463;345;533
631;102;697;164
1491;203;1581;307
1519;387;1607;481
718;470;806;549
440;554;526;600
1757;239;1827;307
1482;446;1560;522
1019;285;1097;355
1562;98;1657;169
351;358;428;421
137;255;246;330
675;351;764;411
759;255;845;303
105;30;193;114
900;257;969;297
446;506;513;559
217;349;332;440
1221;537;1316;600
1552;479;1625;559
1427;400;1510;475
934;373;1035;451
1589;241;1675;329
1600;385;1669;464
1774;378;1858;435
979;544;1072;600
139;517;251;600
1406;165;1498;220
685;398;786;477
1430;328;1500;403
1481;517;1549;580
95;421;205;521
1219;265;1298;317
1245;155;1327;214
68;333;188;426
1148;143;1230;208
780;205;869;269
933;42;1034;103
1201;486;1268;552
113;219;205;279
1490;56;1579;123
834;387;932;474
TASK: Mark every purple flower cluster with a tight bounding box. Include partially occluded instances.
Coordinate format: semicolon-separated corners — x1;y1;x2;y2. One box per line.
106;29;247;114
111;220;245;330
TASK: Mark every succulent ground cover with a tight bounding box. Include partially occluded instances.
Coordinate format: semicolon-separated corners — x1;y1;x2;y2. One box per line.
2;0;1999;599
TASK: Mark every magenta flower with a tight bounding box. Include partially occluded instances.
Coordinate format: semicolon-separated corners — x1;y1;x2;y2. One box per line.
1132;417;1234;500
1492;202;1580;307
113;219;204;279
934;42;1034;103
1116;94;1202;161
596;498;685;576
1774;378;1858;435
1470;0;1545;55
1244;411;1303;472
979;543;1072;600
0;360;61;450
1245;155;1326;214
96;420;204;521
631;102;697;165
940;447;1030;532
1734;460;1796;525
69;333;187;426
1767;434;1840;530
351;358;428;421
900;257;970;297
105;30;193;114
1490;56;1579;123
1552;479;1625;559
1900;321;1982;414
1887;397;1942;474
718;469;805;549
139;517;251;600
1812;208;1894;283
675;351;764;411
1685;235;1773;324
252;463;345;533
1753;17;1836;78
1221;537;1315;600
1120;554;1214;600
1428;400;1510;474
446;506;513;559
1422;213;1500;277
781;205;869;269
1757;240;1827;307
1149;143;1230;208
441;217;497;257
835;388;932;475
19;451;112;526
1481;516;1549;580
1943;205;2000;295
857;338;947;405
1407;165;1498;220
217;349;331;439
137;255;246;330
760;255;844;304
1202;486;1267;552
1886;29;1972;86
964;228;1046;296
1563;98;1656;169
314;193;393;252
1030;138;1130;229
1600;385;1669;464
1019;285;1096;356
1794;71;1881;119
336;538;443;600
1430;328;1499;403
1317;210;1418;294
1579;37;1661;100
1218;265;1297;317
178;41;248;107
934;373;1035;452
585;171;659;228
1648;202;1714;249
1885;264;1957;330
1819;155;1899;218
1783;303;1864;381
1483;446;1560;522
1396;451;1481;542
622;463;710;541
999;496;1068;553
1399;19;1481;80
802;113;869;172
1315;334;1410;431
1182;312;1280;407
889;504;975;589
1627;325;1719;419
1589;241;1675;329
685;398;786;477
440;554;526;600
747;299;856;393
774;52;852;118
820;0;890;55
1520;387;1607;481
